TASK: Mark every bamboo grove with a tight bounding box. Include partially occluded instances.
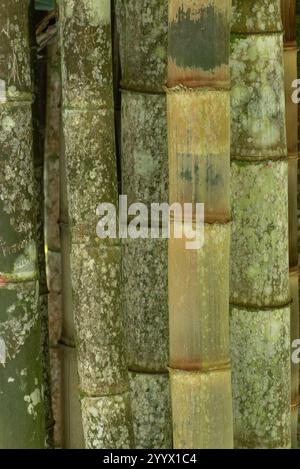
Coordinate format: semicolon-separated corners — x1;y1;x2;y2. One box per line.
0;0;299;450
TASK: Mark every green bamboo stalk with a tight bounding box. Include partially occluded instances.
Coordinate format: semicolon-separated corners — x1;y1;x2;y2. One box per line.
0;0;45;448
281;0;299;448
167;0;233;449
230;0;291;448
44;36;63;447
116;0;172;448
59;0;133;448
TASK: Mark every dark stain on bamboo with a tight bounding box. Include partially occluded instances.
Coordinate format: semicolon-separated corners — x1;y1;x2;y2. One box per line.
168;1;230;87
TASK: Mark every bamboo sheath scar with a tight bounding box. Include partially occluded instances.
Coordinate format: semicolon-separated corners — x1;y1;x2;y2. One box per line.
0;0;45;448
167;0;233;449
60;0;133;448
281;0;299;449
116;0;172;449
230;0;291;448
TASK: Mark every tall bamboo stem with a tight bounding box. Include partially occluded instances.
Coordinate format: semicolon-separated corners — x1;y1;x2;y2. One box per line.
59;0;133;448
44;36;63;447
281;0;299;448
31;7;55;447
167;0;233;448
56;2;84;448
0;0;45;448
116;0;172;448
230;0;291;448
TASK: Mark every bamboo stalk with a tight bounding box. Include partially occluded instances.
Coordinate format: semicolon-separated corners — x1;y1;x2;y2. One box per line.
281;0;299;448
31;12;54;448
55;1;84;448
59;0;133;448
297;0;300;445
116;0;172;448
167;0;233;449
44;36;63;447
230;0;291;448
0;0;45;448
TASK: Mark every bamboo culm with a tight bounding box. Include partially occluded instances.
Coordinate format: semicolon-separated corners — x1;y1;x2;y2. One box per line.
44;36;63;448
0;0;45;448
167;0;233;449
59;0;134;448
30;6;55;447
230;0;291;448
116;0;172;449
281;0;299;448
57;1;85;448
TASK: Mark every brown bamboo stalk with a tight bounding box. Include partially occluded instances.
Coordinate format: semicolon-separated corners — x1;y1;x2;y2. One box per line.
167;0;233;448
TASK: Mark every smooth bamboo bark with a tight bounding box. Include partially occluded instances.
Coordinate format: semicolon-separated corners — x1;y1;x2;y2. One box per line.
167;0;233;449
44;37;63;448
281;0;299;448
0;0;45;448
116;0;172;449
230;0;291;448
60;0;133;448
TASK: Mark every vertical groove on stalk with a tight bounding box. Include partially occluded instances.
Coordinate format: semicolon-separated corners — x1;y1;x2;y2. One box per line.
281;0;299;448
167;0;233;449
230;0;291;448
0;0;45;448
116;0;172;449
59;0;134;448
